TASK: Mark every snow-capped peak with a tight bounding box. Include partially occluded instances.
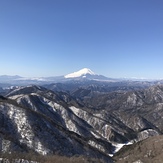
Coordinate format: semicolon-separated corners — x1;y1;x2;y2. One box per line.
64;68;96;78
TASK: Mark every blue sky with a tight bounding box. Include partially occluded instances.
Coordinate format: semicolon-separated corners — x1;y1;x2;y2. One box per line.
0;0;163;79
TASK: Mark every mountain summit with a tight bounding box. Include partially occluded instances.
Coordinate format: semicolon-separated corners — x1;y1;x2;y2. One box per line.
64;68;96;78
64;68;109;80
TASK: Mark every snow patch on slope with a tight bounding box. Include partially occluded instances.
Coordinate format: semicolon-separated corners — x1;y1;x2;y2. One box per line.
113;142;133;154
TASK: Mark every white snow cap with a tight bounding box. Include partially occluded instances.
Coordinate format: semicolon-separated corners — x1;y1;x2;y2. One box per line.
64;68;96;78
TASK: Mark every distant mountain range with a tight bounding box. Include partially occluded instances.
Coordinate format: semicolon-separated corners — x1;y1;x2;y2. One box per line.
0;68;161;86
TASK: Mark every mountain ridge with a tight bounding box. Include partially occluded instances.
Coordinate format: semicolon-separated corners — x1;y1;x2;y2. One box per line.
2;83;163;162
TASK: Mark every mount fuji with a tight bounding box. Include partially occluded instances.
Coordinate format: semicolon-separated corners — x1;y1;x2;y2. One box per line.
64;68;109;80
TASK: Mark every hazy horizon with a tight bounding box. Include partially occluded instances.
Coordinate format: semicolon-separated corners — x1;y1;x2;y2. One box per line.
0;67;162;80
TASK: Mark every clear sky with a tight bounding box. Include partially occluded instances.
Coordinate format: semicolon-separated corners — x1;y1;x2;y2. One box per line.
0;0;163;79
